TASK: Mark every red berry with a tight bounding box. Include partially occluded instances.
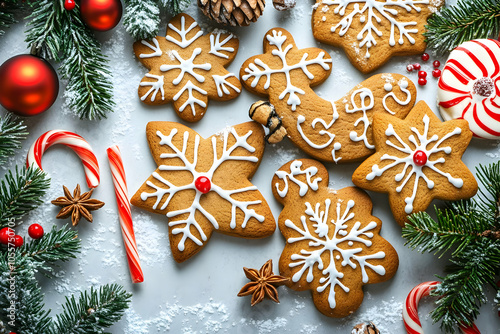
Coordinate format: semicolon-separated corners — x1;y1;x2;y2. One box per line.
13;235;23;248
406;64;414;72
195;176;211;194
418;71;427;78
64;0;76;10
418;78;427;86
28;224;44;239
433;60;441;68
413;63;421;70
421;53;430;61
413;150;428;166
0;227;14;245
432;69;442;78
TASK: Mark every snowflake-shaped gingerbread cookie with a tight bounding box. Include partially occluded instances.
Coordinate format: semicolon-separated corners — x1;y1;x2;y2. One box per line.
353;101;478;225
240;28;416;163
133;14;242;122
312;0;444;73
131;122;275;262
272;159;399;317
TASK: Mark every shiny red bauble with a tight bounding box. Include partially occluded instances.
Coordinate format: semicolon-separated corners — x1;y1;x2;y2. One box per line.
0;227;14;245
80;0;123;32
13;235;24;248
64;0;76;10
0;55;59;116
195;176;211;194
413;150;428;166
28;223;44;239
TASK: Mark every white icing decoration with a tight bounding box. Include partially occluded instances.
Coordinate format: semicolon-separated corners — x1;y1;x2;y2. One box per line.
139;38;162;58
346;88;375;149
140;127;263;251
286;199;386;309
275;160;322;197
166;15;203;48
209;33;235;59
173;80;207;115
242;30;332;111
212;74;241;97
160;48;211;85
366;114;464;214
140;74;165;102
322;0;429;59
382;79;412;115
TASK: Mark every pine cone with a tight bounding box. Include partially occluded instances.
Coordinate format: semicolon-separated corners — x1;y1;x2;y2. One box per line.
198;0;265;26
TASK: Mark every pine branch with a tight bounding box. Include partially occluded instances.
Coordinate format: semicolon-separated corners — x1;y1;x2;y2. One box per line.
18;224;80;270
0;114;27;165
475;162;500;225
431;240;500;332
158;0;192;15
0;165;50;227
123;0;160;40
24;0;61;60
0;255;52;333
425;0;500;53
52;284;131;334
0;0;22;37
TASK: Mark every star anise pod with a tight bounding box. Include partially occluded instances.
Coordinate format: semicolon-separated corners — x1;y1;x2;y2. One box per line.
237;259;289;306
51;184;105;226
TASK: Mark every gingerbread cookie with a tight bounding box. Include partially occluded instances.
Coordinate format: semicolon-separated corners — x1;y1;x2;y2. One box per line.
240;28;417;163
131;121;275;263
133;14;242;122
438;39;500;139
272;159;399;318
352;101;478;226
312;0;444;74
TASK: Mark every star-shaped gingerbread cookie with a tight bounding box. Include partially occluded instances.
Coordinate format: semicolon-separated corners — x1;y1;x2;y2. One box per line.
131;121;276;263
312;0;444;73
272;159;399;317
352;101;478;225
240;28;416;163
133;14;242;122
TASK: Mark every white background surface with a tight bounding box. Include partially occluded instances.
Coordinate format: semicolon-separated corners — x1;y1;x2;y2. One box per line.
1;1;499;333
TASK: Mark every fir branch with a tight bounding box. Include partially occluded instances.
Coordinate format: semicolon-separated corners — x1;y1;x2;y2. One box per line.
425;0;500;53
0;255;52;333
0;165;50;227
431;240;500;332
158;0;192;15
52;284;131;334
0;114;27;165
18;224;80;268
123;0;160;40
475;162;500;223
24;0;61;60
0;0;22;37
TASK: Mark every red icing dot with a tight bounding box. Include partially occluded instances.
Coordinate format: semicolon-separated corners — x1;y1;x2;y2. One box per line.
418;71;427;78
413;150;428;166
418;78;427;86
413;63;421;70
433;60;441;68
422;53;430;61
195;176;211;194
406;64;414;72
432;69;441;78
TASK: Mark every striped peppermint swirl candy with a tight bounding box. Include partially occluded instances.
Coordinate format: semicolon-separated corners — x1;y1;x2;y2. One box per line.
438;39;500;139
26;130;100;188
403;281;480;334
107;145;144;284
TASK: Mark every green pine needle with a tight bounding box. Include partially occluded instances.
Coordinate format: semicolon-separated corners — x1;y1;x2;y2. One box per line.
0;114;27;165
0;0;22;37
425;0;500;53
52;284;132;334
123;0;160;40
158;0;192;15
0;165;50;227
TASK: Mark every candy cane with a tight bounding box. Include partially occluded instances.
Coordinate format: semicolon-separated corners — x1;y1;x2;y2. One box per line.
403;281;480;334
107;145;144;284
26;130;100;188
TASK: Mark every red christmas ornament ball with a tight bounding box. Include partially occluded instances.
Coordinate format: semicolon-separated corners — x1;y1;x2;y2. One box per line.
195;176;211;194
413;150;428;166
0;227;14;245
0;55;59;117
13;235;24;248
80;0;123;32
64;0;76;10
28;223;44;239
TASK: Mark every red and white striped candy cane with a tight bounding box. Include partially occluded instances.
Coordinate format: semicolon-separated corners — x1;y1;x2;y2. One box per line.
107;145;144;284
403;281;480;334
26;130;100;188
